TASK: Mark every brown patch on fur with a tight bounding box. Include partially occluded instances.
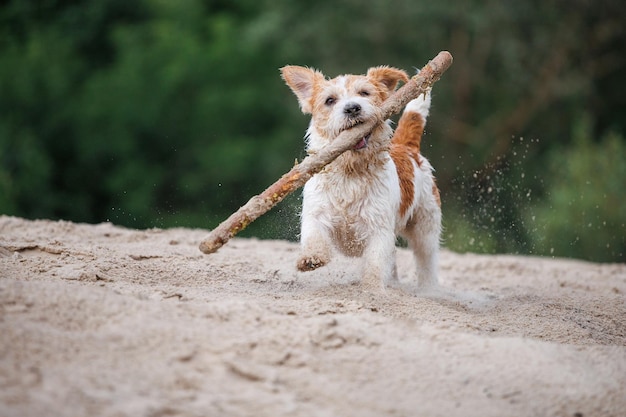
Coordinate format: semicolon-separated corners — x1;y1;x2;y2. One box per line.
390;145;417;217
279;66;325;114
392;111;425;155
390;107;427;217
432;181;441;207
366;66;409;101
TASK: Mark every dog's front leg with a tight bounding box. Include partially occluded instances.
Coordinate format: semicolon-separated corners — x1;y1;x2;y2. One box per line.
297;211;332;272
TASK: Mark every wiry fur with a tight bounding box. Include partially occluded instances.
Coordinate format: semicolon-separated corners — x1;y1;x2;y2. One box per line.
281;65;441;291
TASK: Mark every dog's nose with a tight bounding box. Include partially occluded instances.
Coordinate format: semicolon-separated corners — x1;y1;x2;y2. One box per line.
343;103;361;116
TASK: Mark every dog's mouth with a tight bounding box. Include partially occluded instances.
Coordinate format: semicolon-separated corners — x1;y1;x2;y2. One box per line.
340;120;371;151
353;132;371;150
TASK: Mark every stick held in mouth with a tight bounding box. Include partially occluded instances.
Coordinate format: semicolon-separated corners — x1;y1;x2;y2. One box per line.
199;51;453;255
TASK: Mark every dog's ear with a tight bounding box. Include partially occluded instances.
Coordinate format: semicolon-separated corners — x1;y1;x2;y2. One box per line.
367;66;409;95
280;66;324;114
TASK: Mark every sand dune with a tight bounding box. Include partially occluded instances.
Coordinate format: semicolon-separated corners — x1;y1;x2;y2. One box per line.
1;215;625;416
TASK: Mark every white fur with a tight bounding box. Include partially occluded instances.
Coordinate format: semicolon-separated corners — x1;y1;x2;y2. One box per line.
300;148;402;289
396;92;441;288
399;155;441;288
404;90;431;118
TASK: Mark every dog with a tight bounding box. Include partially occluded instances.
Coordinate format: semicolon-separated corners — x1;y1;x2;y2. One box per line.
281;65;441;291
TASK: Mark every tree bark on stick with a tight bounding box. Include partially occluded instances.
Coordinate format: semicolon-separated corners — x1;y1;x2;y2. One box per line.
199;51;453;254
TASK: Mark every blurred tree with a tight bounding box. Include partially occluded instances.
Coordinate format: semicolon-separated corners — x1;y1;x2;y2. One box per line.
0;0;624;261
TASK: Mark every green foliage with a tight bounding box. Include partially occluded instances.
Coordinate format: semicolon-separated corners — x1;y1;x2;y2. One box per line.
0;0;625;261
528;121;626;262
0;0;301;233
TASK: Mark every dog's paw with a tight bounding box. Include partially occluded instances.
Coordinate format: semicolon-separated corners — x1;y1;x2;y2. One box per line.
404;88;431;119
297;255;328;272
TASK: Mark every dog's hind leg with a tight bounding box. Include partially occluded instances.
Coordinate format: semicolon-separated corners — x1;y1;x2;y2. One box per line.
403;204;441;289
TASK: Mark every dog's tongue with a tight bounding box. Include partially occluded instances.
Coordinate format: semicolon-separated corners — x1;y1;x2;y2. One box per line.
353;137;367;150
353;133;370;150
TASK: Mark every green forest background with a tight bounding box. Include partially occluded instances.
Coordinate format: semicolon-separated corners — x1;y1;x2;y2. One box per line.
1;0;625;262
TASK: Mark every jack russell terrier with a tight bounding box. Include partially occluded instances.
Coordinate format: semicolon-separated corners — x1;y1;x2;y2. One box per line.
281;65;441;291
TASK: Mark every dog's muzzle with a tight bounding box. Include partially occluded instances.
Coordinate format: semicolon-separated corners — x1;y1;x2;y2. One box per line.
340;102;370;150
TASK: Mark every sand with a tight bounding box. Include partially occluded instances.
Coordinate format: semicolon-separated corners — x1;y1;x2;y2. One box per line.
1;215;625;417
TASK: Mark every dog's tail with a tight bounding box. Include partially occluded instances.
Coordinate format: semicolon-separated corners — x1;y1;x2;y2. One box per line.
391;89;431;154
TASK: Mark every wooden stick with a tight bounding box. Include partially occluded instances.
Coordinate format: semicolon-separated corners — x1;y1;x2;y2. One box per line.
199;51;453;254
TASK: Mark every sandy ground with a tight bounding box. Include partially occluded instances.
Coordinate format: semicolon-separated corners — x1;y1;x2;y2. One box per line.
1;215;625;417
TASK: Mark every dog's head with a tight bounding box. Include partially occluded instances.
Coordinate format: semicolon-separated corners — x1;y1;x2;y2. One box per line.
281;66;408;150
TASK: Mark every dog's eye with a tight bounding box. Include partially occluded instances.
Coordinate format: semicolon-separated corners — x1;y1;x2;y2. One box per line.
358;90;370;97
325;96;336;106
